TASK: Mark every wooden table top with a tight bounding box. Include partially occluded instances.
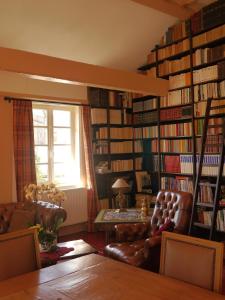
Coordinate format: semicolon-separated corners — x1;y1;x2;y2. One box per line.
0;254;224;300
58;239;97;259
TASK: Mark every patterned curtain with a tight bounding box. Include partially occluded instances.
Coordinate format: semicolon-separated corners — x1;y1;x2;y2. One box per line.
13;100;36;202
82;106;100;232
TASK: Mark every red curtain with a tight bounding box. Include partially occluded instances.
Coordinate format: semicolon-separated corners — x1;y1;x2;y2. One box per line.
13;100;36;202
82;106;100;232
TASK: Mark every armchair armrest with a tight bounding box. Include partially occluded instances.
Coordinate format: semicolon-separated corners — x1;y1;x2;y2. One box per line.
115;223;149;243
144;235;162;259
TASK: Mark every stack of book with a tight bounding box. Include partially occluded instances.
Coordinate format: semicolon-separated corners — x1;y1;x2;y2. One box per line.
111;159;133;172
133;111;157;124
109;110;121;124
195;99;225;116
198;181;213;203
133;99;157;112
160;106;192;121
160;122;192;137
195;118;222;135
193;45;225;66
134;141;143;153
162;155;181;173
110;141;133;154
95;127;108;139
193;23;225;48
89;88;108;107
169;72;191;89
158;55;190;76
93;141;108;154
193;65;218;84
160;139;192;153
134;128;142;139
196;135;223;153
161;176;193;193
110;127;133;139
159;20;189;46
91;108;107;124
158;39;189;61
194;82;218;101
143;126;158;138
161;87;191;107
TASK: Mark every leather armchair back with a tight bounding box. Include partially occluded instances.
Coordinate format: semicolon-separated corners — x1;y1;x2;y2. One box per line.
150;190;192;236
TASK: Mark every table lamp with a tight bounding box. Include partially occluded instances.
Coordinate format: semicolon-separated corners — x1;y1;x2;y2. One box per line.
112;178;130;211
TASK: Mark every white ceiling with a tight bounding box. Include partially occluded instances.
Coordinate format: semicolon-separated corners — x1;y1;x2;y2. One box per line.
0;0;177;71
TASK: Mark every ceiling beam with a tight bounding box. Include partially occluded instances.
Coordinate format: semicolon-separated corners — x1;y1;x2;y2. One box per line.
131;0;193;19
0;47;169;96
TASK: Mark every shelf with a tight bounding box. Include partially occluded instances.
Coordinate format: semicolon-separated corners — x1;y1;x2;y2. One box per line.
132;95;156;102
160;136;192;140
93;138;134;142
152;36;188;52
95;170;134;177
193;222;210;229
160;103;191;110
133;108;157;114
160;117;192;125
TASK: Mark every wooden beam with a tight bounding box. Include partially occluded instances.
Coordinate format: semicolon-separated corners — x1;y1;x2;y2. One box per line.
131;0;193;19
0;47;169;96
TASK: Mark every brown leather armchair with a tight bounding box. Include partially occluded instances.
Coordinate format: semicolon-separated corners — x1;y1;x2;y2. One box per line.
104;190;192;272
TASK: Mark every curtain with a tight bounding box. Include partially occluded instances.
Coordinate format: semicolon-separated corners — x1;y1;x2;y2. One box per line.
13;100;36;202
82;106;100;232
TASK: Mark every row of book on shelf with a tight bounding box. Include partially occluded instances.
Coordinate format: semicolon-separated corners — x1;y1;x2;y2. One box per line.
197;209;225;232
91;108;132;125
89;87;138;108
158;44;225;77
133;98;157;112
94;127;133;140
147;21;225;64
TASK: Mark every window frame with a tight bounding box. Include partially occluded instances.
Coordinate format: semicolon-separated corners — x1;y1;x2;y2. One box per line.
32;102;80;189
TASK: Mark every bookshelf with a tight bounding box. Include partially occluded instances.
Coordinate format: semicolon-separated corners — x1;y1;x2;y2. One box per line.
136;0;225;238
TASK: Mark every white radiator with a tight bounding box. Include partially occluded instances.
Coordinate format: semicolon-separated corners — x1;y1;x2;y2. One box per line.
62;188;88;226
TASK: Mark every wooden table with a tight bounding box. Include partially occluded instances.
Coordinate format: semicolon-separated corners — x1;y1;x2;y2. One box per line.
95;208;149;242
0;254;224;300
58;239;97;259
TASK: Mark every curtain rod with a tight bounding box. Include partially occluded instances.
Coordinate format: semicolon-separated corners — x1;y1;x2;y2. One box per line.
4;96;90;107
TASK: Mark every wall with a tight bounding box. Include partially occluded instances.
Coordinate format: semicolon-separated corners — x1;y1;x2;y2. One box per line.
0;96;14;203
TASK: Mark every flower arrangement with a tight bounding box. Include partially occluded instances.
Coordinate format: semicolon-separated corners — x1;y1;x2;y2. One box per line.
24;183;66;207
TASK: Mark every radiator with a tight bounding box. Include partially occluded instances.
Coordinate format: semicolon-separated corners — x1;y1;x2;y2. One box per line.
62;188;88;226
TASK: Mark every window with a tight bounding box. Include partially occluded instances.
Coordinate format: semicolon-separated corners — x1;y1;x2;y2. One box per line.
32;103;81;188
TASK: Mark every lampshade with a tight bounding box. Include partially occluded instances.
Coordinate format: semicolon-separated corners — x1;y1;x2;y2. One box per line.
112;178;130;189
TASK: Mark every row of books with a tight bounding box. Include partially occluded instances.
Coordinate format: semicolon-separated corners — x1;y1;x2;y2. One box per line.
193;65;218;84
197;209;225;232
180;154;225;176
133;111;157;124
89;88;135;108
123;110;132;125
169;72;191;89
160;139;192;153
196;135;223;154
135;157;143;170
161;176;193;193
91;108;107;124
158;55;190;76
220;80;225;97
160;105;192;121
195;118;222;135
93;141;108;154
193;45;225;66
194;82;219;102
193;23;225;48
158;39;189;62
159;20;189;46
160;122;192;137
111;159;133;172
134;141;143;153
95;127;108;139
110;141;133;154
110;127;133;139
195;99;225;116
133;98;157;112
143;126;158;138
160;88;191;107
191;1;225;35
197;181;213;203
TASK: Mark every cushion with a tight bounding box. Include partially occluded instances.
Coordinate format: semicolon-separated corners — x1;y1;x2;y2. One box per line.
152;220;175;237
8;209;35;232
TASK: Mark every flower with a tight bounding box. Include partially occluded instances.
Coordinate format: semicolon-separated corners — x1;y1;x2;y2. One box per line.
24;183;66;207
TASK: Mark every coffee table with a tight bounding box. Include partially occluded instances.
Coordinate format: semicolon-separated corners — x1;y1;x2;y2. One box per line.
58;239;98;260
95;208;150;243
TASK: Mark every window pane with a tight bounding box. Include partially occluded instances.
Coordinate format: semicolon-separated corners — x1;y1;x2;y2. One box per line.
53;163;75;186
35;146;48;163
34;128;48;145
53;110;71;127
54;146;71;163
54;128;71;145
33;109;47;126
36;164;48;183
